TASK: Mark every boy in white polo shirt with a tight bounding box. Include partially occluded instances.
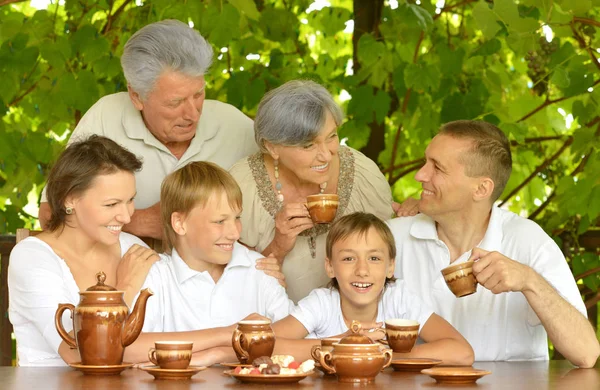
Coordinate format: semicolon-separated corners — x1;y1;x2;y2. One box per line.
271;212;474;364
388;120;599;367
140;161;292;363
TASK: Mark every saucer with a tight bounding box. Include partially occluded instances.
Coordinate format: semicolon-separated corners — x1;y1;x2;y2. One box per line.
225;369;313;384
421;367;491;384
219;361;252;368
390;358;443;372
140;365;206;380
69;362;134;376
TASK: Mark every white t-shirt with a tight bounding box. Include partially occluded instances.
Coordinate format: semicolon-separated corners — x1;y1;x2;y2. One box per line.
387;206;587;361
141;243;292;332
8;233;148;366
41;92;258;209
290;281;434;339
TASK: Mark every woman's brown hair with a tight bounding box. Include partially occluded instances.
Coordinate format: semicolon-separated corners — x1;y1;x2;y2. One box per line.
45;135;142;232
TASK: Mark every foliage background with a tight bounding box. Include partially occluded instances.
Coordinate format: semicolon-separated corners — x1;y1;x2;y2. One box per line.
1;0;599;337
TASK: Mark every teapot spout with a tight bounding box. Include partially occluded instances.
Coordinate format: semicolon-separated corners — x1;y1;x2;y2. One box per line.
121;288;153;347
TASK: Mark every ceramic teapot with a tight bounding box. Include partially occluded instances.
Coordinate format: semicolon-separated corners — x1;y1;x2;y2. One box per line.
316;321;393;383
54;272;153;366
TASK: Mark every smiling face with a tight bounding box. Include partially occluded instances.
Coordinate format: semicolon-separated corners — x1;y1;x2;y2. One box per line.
66;170;136;245
129;70;206;146
325;227;395;310
267;110;339;187
415;134;483;219
173;190;242;270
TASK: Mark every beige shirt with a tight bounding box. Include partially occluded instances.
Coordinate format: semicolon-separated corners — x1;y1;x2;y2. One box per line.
229;147;394;302
42;92;258;209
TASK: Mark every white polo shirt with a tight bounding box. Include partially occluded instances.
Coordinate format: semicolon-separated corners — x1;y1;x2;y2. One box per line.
387;206;587;361
290;281;434;339
41;92;258;209
141;243;293;332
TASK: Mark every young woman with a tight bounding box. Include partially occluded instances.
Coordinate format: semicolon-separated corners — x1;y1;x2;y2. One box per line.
272;212;474;365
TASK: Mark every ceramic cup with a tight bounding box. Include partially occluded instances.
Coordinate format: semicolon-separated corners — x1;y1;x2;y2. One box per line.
385;319;420;353
306;194;339;224
311;338;341;375
231;320;275;364
148;341;193;369
441;261;478;298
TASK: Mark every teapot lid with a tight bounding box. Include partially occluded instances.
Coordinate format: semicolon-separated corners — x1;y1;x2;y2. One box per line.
338;321;375;345
85;272;117;292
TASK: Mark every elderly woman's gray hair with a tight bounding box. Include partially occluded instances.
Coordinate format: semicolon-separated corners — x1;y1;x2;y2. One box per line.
255;80;344;153
121;19;213;100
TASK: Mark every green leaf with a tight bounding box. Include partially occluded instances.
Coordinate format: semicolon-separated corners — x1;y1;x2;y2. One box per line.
357;33;384;67
501;122;528;144
210;5;241;48
470;39;502;57
373;90;391;125
404;62;440;92
473;1;501;39
269;49;284;70
493;0;540;33
347;85;375;123
557;0;592;16
437;44;465;75
227;0;260;21
339;119;370;150
550;66;570;88
0;12;25;40
572;100;597;125
259;7;298;42
406;4;433;31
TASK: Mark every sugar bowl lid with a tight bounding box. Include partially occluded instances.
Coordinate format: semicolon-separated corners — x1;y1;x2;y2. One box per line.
85;271;117;292
338;321;375;345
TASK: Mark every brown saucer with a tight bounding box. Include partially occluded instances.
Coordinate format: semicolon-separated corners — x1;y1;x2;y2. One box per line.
140;365;206;380
421;367;491;384
225;369;313;384
219;362;252;368
69;362;133;376
390;358;442;372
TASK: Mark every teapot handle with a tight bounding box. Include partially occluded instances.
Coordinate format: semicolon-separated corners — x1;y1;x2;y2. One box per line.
382;348;393;370
318;349;335;374
55;304;77;349
231;328;249;362
310;344;322;362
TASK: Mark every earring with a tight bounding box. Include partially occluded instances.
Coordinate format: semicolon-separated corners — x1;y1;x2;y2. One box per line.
273;159;284;203
319;182;327;194
65;207;73;215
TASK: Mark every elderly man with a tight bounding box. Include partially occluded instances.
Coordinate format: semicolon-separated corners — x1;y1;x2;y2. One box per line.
388;120;599;367
39;20;258;239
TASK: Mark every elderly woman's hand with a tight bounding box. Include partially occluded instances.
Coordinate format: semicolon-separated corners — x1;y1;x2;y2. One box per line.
271;202;314;259
116;244;160;306
256;253;287;288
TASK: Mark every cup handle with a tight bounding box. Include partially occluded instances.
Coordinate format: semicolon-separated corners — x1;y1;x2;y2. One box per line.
148;348;158;366
231;328;249;362
318;349;335;374
310;345;322;361
54;304;77;348
382;348;393;370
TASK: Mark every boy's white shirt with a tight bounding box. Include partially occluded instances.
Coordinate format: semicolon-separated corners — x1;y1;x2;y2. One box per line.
140;242;293;332
290;281;434;339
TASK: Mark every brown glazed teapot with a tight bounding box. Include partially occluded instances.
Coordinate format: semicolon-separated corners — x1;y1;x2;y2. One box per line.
316;321;393;383
54;272;153;366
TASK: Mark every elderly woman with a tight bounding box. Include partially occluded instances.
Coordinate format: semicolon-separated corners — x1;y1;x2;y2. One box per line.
229;80;394;302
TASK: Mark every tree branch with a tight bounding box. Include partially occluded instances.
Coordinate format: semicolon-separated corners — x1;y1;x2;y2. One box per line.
382;157;425;174
574;266;600;282
0;0;27;6
499;137;573;207
573;17;600;28
389;162;423;186
102;0;133;34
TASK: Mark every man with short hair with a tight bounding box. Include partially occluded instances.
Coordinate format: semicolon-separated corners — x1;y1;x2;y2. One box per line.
388;120;599;367
39;19;258;239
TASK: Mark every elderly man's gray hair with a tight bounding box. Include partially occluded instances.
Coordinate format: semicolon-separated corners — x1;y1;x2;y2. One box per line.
255;80;344;152
121;19;213;100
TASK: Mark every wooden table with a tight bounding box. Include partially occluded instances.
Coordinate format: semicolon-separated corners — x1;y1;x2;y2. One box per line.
1;361;599;389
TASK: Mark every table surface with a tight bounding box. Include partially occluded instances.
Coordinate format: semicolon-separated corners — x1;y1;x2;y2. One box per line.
2;360;600;390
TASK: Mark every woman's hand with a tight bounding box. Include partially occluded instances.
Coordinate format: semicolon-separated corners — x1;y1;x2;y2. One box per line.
116;244;160;306
269;202;314;260
256;253;287;288
392;197;420;217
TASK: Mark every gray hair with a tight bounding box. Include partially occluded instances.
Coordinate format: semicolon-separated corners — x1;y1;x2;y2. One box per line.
255;80;344;152
121;19;213;100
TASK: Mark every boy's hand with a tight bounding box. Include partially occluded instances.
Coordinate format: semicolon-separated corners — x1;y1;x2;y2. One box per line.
256;253;286;288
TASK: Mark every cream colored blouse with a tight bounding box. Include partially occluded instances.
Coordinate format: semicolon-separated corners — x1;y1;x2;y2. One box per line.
229;146;394;302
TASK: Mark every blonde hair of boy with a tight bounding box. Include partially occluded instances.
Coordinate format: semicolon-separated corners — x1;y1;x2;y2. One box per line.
325;212;397;289
160;161;243;253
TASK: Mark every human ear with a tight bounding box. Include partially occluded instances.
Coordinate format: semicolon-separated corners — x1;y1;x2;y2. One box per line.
387;257;396;278
264;141;279;161
127;85;144;111
325;257;336;278
474;178;494;202
171;212;187;236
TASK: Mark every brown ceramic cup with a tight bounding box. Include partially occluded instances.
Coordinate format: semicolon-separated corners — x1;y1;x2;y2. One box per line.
385;319;420;353
148;341;193;369
231;320;275;364
311;338;341;375
441;261;478;298
306;194;339;224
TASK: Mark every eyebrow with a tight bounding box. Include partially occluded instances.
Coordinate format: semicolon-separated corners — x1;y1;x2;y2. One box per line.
168;86;206;103
337;248;385;254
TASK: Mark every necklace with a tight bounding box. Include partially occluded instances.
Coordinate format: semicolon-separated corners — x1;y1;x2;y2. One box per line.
273;158;327;203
